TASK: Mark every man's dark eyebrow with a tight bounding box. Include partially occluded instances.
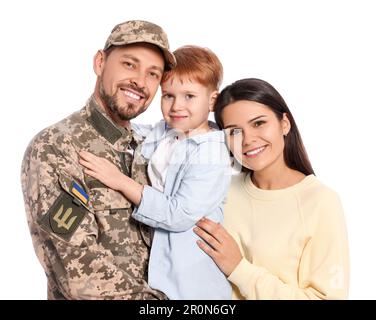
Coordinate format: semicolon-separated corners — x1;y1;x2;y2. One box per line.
120;54;163;74
120;54;139;62
224;115;267;129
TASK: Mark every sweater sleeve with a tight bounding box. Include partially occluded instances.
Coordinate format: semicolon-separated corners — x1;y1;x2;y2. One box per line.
228;190;349;300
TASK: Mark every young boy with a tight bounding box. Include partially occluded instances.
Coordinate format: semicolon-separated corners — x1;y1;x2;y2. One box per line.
79;46;232;299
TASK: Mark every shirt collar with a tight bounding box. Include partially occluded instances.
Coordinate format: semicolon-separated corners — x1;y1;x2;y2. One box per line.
187;121;224;144
142;120;224;144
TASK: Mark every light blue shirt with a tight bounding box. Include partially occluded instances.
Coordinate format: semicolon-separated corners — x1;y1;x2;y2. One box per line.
132;120;232;300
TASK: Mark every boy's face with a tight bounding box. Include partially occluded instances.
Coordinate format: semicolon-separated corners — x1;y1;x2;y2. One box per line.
161;76;217;135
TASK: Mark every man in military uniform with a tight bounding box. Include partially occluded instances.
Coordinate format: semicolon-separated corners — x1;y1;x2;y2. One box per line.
21;20;176;299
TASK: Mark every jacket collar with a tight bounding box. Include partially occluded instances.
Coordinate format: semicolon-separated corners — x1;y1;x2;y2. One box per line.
83;95;143;150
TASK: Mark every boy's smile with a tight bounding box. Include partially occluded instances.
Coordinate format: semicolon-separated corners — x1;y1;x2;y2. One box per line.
161;76;218;136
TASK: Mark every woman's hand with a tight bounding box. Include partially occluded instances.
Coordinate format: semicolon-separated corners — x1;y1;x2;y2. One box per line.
79;151;124;191
194;217;242;277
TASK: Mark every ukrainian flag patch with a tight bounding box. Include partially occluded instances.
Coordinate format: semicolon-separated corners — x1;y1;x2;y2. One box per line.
71;181;89;205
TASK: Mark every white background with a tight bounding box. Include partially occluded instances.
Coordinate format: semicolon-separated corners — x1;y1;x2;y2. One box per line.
0;0;375;299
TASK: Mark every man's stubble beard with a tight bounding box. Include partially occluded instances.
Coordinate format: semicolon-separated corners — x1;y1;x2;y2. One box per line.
99;82;148;121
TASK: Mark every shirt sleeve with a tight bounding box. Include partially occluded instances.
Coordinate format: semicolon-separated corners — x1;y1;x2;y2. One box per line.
227;190;350;300
22;137;160;300
132;145;231;232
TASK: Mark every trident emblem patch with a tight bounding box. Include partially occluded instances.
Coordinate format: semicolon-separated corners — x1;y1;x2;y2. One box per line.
53;205;77;230
39;190;87;241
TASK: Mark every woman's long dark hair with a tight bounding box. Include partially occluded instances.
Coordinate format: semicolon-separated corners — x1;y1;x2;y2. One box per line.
214;78;314;176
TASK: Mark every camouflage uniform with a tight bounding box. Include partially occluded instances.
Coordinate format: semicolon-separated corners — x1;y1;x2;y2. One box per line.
21;96;166;300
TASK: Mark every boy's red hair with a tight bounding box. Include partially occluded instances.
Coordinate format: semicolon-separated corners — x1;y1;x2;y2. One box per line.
162;45;223;91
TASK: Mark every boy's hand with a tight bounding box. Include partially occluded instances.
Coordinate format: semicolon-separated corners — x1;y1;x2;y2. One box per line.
79;151;124;191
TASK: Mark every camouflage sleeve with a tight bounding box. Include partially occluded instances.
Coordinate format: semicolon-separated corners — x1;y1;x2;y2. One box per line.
21;133;160;300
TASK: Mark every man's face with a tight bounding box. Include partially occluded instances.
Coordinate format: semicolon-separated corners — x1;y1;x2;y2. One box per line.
96;43;165;122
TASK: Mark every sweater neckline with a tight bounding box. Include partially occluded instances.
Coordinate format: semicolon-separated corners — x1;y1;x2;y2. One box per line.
242;172;316;200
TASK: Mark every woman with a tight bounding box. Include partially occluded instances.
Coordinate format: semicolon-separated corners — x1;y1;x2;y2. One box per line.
194;78;349;299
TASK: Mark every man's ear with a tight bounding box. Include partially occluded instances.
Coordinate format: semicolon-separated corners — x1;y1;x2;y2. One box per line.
209;90;219;112
93;50;105;76
282;113;291;136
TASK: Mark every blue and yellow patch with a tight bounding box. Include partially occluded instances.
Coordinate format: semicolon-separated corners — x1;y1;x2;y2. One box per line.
70;181;89;205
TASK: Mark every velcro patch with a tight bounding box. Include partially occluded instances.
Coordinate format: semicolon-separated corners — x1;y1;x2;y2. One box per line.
70;181;89;205
39;191;87;241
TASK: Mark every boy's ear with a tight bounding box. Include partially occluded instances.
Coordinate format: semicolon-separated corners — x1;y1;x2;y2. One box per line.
209;91;219;112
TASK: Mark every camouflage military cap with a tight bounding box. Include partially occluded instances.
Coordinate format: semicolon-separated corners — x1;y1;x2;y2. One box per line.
104;20;176;70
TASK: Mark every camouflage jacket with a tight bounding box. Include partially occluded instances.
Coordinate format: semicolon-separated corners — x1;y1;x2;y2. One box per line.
21;96;166;300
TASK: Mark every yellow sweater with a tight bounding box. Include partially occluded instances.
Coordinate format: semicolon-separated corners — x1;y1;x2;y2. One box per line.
225;173;349;300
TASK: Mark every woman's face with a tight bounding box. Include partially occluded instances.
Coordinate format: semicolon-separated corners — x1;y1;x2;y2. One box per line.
222;100;290;173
